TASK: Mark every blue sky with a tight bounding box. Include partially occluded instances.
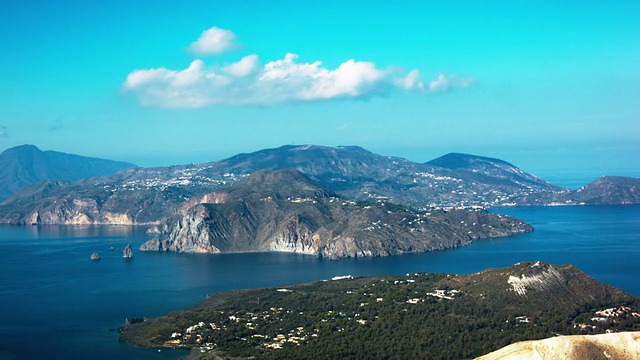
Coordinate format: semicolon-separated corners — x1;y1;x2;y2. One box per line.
0;0;638;179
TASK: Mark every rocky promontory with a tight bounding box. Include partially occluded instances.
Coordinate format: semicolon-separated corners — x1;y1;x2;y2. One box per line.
141;169;533;259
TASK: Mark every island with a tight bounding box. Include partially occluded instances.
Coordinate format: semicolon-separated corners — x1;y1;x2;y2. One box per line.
119;261;640;359
139;169;533;259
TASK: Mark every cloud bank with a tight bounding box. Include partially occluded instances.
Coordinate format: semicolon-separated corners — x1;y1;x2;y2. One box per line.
0;125;8;138
123;26;474;108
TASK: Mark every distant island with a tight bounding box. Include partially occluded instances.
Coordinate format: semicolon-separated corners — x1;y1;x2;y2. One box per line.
119;261;640;359
0;145;637;227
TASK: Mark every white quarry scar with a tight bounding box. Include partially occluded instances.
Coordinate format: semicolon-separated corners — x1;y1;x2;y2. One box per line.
507;266;563;296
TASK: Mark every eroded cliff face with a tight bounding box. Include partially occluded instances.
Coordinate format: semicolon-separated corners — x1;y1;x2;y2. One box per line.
476;332;640;360
155;205;221;253
267;218;322;255
141;196;533;259
22;199;139;225
2;195;161;225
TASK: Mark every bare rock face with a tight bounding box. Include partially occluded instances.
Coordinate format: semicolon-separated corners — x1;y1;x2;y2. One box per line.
146;224;171;235
123;244;133;258
139;238;165;252
90;253;100;261
155;204;221;254
476;332;640;360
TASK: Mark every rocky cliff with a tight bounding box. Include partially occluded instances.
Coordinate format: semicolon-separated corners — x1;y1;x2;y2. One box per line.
141;170;533;259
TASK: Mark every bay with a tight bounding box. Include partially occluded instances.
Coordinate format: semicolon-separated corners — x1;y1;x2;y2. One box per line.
0;205;638;359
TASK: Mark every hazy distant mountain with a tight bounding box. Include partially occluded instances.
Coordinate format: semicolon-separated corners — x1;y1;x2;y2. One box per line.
141;169;533;259
120;261;640;359
0;145;136;201
0;145;636;225
561;176;640;205
426;152;555;189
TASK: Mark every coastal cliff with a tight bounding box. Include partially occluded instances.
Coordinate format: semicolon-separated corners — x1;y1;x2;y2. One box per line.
141;169;533;259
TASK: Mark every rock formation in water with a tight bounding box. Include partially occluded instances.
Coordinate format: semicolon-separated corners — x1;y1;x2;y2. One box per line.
139;238;165;252
141;169;533;259
123;244;133;258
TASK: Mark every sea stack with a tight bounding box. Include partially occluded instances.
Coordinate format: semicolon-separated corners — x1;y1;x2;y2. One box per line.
90;253;100;261
123;244;134;258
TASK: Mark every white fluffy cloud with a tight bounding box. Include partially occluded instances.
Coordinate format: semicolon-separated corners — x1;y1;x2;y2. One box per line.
189;27;237;55
123;53;473;108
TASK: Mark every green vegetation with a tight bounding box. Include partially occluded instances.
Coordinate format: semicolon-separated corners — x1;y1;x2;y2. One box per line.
120;262;640;359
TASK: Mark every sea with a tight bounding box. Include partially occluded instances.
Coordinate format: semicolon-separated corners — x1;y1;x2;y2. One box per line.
0;204;639;359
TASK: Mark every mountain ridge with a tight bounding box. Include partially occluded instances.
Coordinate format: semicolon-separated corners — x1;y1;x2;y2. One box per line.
0;144;637;225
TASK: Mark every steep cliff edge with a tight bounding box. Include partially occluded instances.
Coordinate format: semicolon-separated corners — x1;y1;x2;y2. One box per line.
142;170;533;259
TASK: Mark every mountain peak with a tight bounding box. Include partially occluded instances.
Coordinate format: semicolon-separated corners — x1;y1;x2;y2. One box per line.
1;144;42;156
440;261;629;310
219;169;336;201
426;152;514;169
567;176;640;205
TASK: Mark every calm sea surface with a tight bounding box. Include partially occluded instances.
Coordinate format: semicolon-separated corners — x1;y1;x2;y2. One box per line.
0;205;638;359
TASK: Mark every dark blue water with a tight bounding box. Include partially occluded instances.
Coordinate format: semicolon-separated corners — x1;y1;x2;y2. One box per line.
0;205;638;359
